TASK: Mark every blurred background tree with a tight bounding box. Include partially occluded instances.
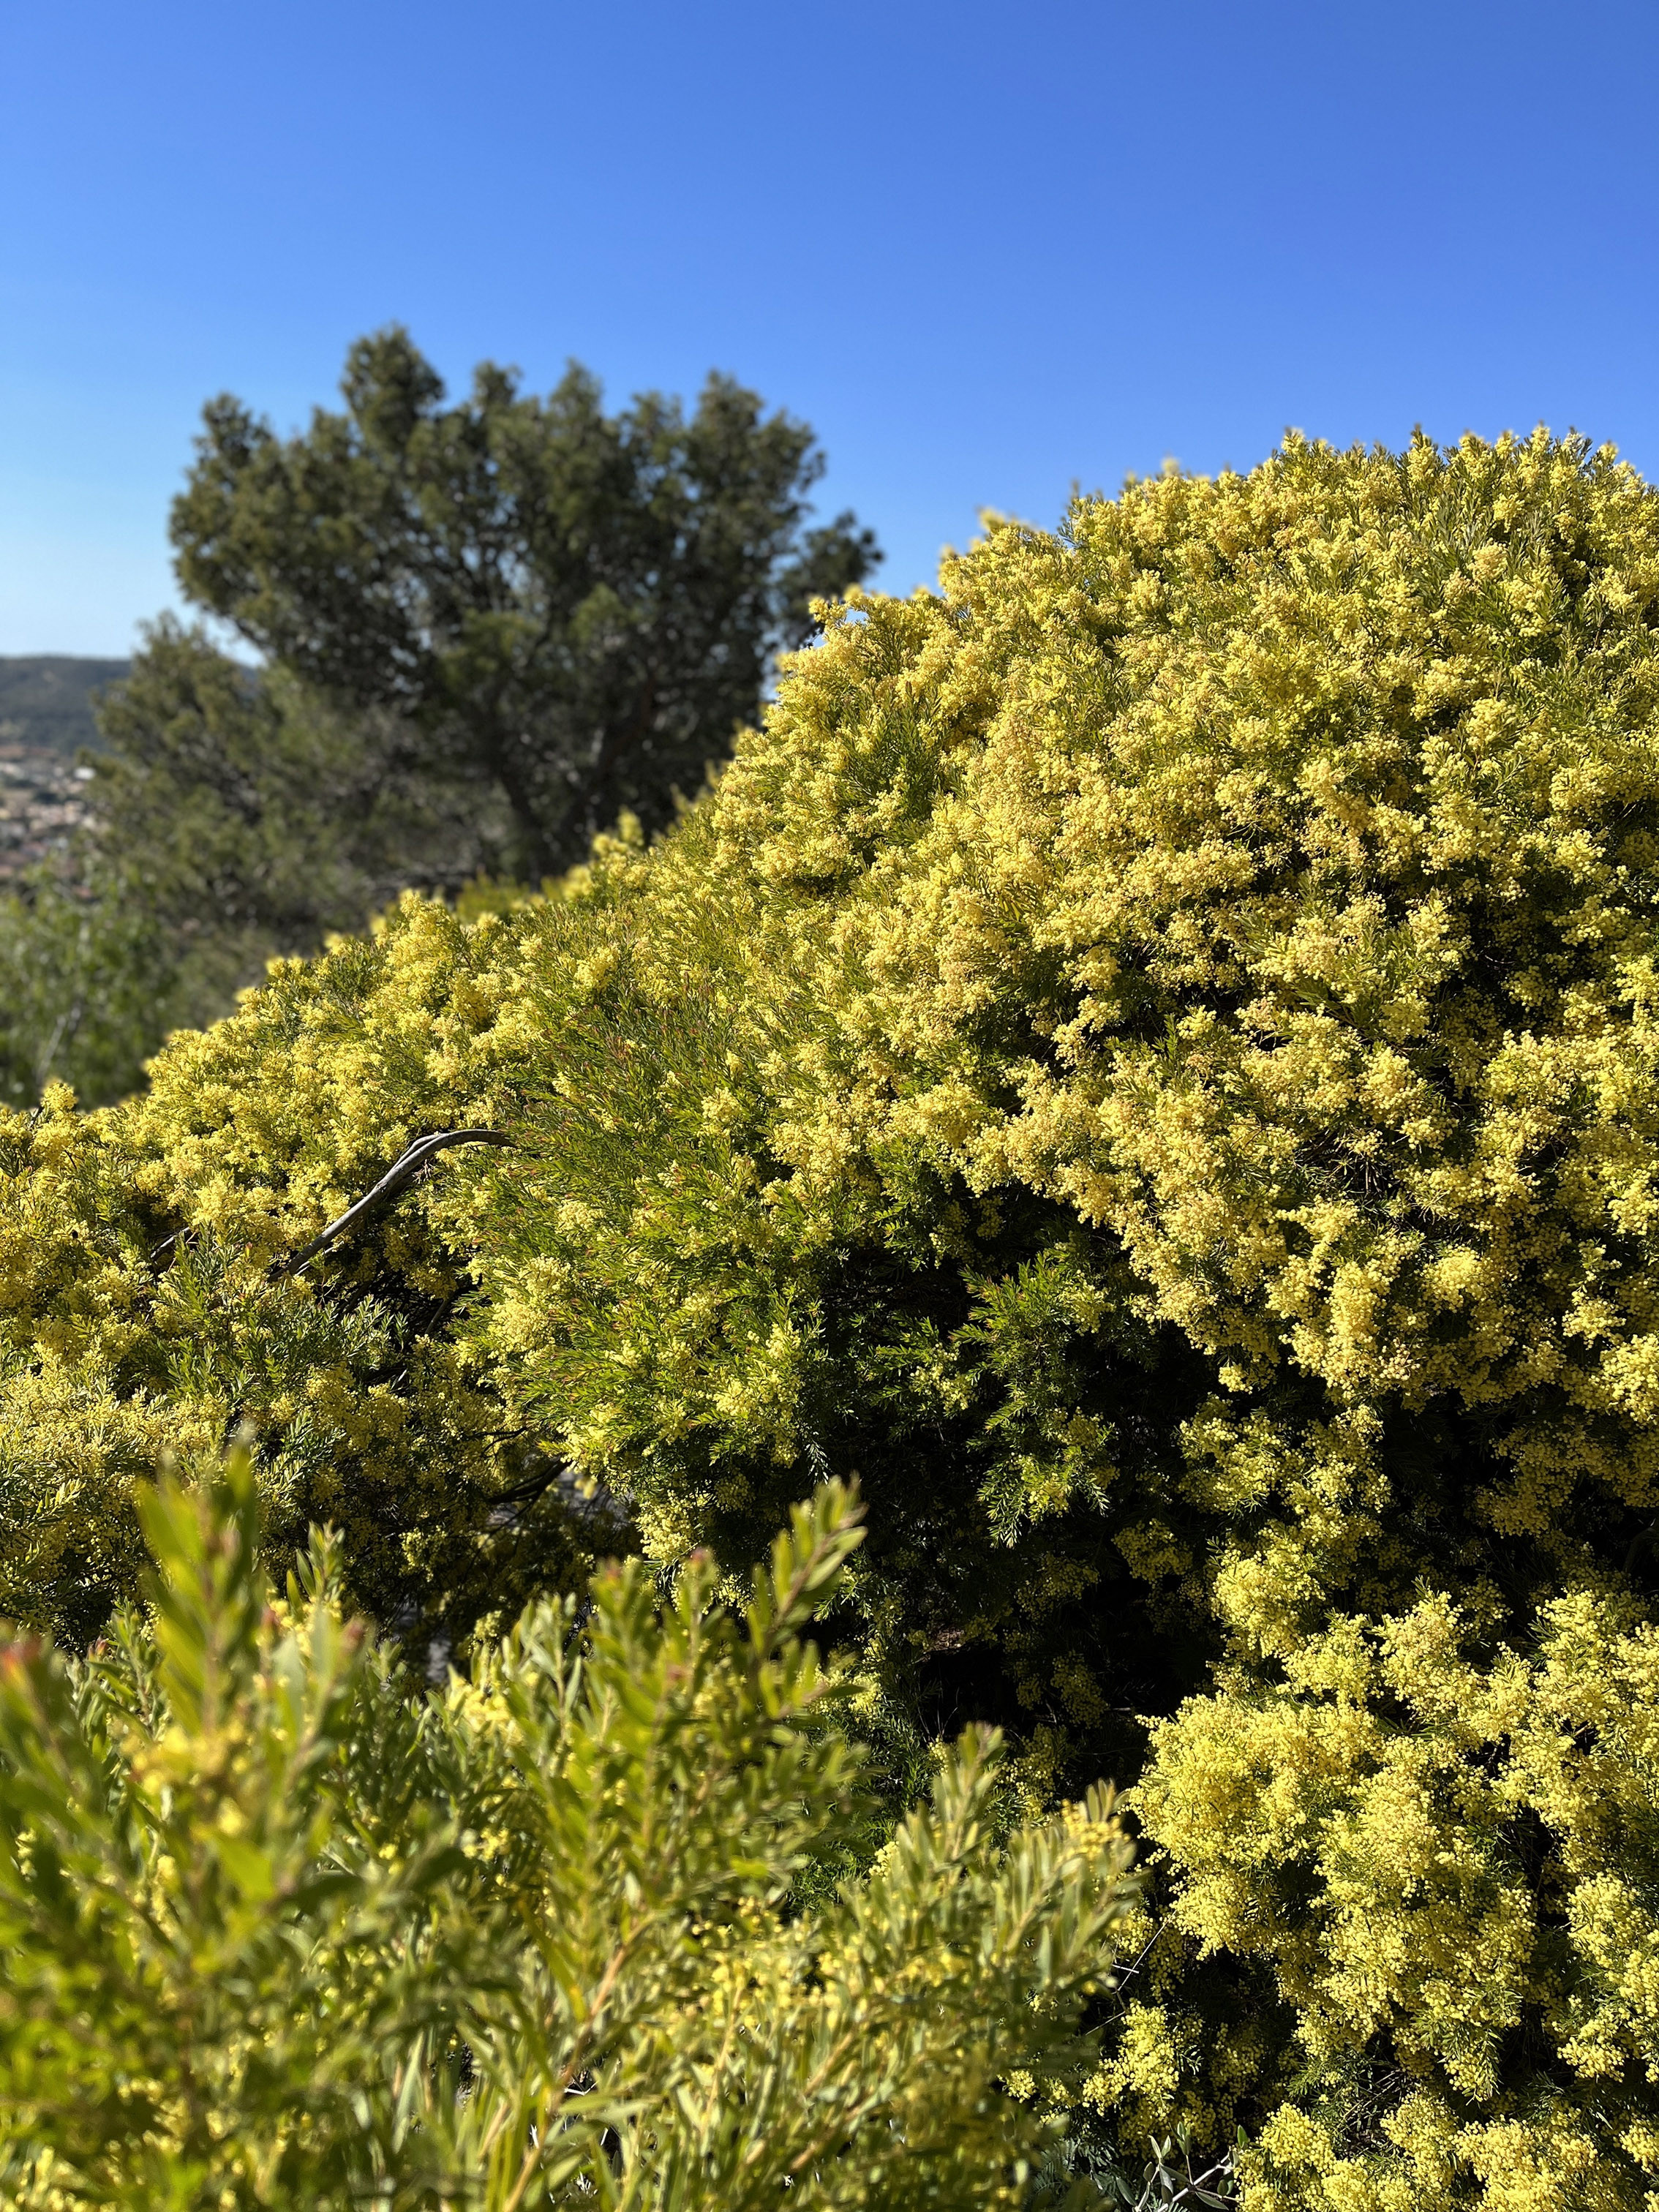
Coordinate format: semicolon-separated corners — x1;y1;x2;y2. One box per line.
0;865;178;1109
88;620;506;985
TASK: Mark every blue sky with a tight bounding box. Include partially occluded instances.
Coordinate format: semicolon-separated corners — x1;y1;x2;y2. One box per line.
3;0;1657;655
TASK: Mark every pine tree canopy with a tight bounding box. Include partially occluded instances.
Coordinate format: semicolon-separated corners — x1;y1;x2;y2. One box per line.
168;327;881;880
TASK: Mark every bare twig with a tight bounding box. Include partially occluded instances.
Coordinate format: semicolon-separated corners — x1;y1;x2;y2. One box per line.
273;1129;515;1278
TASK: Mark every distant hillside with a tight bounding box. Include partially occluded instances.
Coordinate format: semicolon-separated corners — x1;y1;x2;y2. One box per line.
0;656;129;756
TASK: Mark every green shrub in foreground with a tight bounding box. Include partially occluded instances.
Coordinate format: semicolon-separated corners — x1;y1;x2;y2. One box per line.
0;1463;1134;2209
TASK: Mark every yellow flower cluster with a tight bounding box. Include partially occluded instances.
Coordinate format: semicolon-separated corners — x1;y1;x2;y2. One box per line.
1135;1592;1659;2200
0;898;594;1647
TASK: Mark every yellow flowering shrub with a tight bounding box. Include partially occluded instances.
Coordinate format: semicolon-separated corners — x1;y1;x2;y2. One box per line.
1135;1592;1659;2204
3;426;1658;2201
446;428;1659;2202
0;902;602;1650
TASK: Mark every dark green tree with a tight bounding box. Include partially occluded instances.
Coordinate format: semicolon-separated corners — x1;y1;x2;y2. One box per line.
0;862;179;1107
170;328;881;878
89;618;503;982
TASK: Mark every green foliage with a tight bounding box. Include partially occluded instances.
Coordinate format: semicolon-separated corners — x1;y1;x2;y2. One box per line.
88;618;501;994
0;1464;1136;2209
5;426;1659;2200
171;326;881;878
0;862;181;1107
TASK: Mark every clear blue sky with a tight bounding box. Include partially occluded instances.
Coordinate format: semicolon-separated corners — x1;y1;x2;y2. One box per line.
3;0;1657;655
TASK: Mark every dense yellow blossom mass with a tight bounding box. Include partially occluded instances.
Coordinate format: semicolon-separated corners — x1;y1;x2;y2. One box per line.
3;427;1658;2203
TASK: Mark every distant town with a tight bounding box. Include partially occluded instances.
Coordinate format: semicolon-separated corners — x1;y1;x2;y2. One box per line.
0;655;125;884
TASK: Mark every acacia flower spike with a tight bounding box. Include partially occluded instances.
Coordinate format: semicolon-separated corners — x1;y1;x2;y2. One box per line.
274;1128;515;1277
